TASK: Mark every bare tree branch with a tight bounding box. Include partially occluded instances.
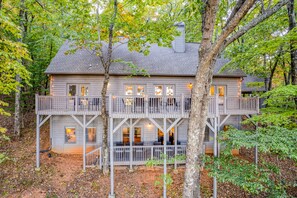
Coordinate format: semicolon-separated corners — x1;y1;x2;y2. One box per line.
224;0;245;29
223;0;289;48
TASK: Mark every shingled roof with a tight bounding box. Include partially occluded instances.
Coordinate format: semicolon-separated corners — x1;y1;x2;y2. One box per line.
46;41;246;77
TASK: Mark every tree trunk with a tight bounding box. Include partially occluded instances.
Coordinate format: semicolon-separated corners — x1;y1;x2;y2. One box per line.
183;0;288;196
100;0;118;175
101;70;110;175
14;75;21;136
14;0;26;137
287;0;297;85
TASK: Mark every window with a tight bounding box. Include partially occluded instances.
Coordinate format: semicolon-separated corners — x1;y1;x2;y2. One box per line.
166;85;174;96
125;85;133;95
68;85;76;96
67;84;89;96
122;127;130;144
125;85;145;96
65;127;76;143
155;85;175;96
86;128;96;143
137;85;145;95
134;127;142;143
122;127;142;144
155;85;163;95
80;85;89;96
217;86;225;97
209;85;226;97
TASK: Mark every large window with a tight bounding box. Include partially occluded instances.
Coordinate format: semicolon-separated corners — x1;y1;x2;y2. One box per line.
125;85;145;96
86;128;96;143
65;127;76;143
68;84;89;96
154;85;175;96
122;127;142;144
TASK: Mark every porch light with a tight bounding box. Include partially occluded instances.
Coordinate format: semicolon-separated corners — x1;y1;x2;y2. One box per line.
187;83;193;89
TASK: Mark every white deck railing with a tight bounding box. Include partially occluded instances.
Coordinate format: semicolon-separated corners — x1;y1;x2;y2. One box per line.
86;147;102;168
113;145;187;165
36;95;101;114
36;94;259;116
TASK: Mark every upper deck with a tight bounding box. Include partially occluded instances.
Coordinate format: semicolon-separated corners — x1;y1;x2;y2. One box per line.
36;94;259;118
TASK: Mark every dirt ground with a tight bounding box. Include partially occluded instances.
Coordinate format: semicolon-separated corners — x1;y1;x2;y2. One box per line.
0;113;296;197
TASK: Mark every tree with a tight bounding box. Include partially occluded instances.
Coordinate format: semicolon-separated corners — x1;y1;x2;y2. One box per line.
204;85;297;196
0;0;30;158
223;1;296;89
287;0;297;85
183;0;290;197
63;0;178;174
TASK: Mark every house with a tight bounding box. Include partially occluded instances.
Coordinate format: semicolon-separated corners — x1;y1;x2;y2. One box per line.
35;23;259;170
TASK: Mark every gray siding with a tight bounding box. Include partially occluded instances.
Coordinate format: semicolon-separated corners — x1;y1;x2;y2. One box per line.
49;75;241;153
51;115;103;153
50;75;240;97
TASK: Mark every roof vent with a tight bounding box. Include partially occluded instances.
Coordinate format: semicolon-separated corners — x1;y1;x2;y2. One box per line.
172;22;185;53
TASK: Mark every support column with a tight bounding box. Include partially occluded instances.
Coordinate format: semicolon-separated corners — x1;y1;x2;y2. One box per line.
83;114;86;171
174;125;177;169
213;117;218;198
109;117;115;198
163;118;167;198
129;118;133;171
36;114;40;170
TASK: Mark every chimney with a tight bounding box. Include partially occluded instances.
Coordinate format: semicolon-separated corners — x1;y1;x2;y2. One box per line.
172;22;185;53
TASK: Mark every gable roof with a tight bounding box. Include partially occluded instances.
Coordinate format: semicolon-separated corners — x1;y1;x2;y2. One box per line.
46;41;246;77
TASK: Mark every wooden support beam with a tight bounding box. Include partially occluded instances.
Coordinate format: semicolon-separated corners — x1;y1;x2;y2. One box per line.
149;118;164;132
219;114;231;128
39;115;51;127
113;118;128;134
176;119;185;127
206;120;215;133
71;115;83;128
166;118;181;133
86;115;99;127
132;118;141;127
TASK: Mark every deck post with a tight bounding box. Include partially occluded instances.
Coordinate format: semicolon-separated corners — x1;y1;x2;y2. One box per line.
163;118;167;198
174;125;177;169
83;114;86;171
109;117;115;198
181;93;184;117
36;114;40;170
75;95;78;112
129;118;133;171
35;94;38;114
213;117;218;198
223;96;226;115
